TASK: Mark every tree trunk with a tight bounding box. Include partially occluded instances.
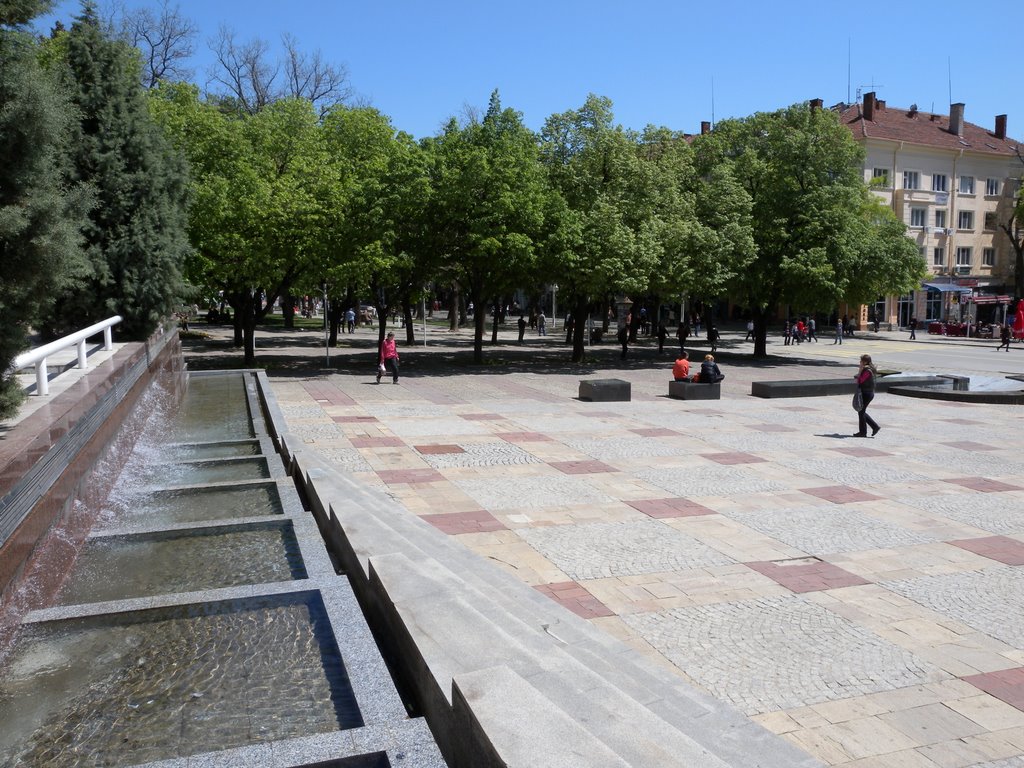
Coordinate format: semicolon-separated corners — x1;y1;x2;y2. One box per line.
491;296;500;344
571;298;589;363
752;309;769;358
403;299;415;345
282;293;296;329
227;291;244;347
473;296;486;364
328;302;342;346
448;289;459;332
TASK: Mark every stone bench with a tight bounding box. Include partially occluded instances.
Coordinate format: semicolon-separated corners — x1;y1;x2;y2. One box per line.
751;375;944;399
668;381;721;400
579;378;630;402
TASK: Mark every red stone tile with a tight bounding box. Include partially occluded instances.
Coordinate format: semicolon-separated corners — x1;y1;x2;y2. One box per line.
376;469;445;485
963;667;1024;711
941;440;1000;451
549;460;617;475
415;444;465;455
351;437;406;448
630;428;678;437
421;510;506;534
746;560;871;593
300;381;355;406
461;413;503;421
498;432;553;442
751;424;797;432
535;581;614;619
949;536;1024;565
626;498;716;518
945;477;1023;493
831;447;892;457
701;452;766;465
801;485;882;504
332;415;379;423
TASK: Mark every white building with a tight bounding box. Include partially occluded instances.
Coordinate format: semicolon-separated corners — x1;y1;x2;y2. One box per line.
838;93;1021;327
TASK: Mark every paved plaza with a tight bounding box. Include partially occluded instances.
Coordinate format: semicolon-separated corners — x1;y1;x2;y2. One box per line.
193;322;1024;767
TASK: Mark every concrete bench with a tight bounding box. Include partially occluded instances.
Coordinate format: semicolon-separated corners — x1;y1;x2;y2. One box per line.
751;375;944;399
579;378;630;402
668;381;721;400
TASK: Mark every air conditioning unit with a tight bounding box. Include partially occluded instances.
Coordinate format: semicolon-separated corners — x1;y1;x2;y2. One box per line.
955;266;971;274
946;228;955;236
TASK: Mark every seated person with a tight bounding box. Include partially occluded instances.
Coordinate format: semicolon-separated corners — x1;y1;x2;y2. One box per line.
698;354;723;384
672;352;690;381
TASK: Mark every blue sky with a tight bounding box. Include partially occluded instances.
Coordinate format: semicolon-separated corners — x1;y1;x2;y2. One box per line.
37;0;1021;142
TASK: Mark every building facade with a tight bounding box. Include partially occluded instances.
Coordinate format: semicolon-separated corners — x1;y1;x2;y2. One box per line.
838;93;1021;328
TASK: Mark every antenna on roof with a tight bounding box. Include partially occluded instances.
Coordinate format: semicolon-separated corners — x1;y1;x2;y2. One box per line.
847;38;851;104
947;57;952;107
711;76;715;129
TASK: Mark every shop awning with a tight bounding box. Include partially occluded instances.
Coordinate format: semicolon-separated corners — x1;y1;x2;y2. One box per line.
967;295;1011;304
923;282;971;293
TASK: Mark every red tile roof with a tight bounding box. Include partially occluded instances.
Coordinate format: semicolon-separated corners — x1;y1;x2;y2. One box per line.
836;101;1020;156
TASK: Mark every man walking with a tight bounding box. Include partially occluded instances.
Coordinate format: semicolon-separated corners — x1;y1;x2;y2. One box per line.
834;319;843;345
909;317;917;340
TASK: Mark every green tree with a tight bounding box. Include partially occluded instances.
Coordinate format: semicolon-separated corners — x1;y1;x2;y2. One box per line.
431;91;549;363
694;103;925;357
43;3;189;339
0;3;90;418
540;95;669;362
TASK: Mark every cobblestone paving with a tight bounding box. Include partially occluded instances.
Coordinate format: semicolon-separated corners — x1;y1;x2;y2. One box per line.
776;456;928;485
884;568;1024;649
453;475;616;510
507;414;621;433
418;441;542;468
621;595;943;715
562;436;684;460
720;505;938;555
372;404;458;418
634;466;788;497
702;431;816;453
516;519;733;579
278;404;327;418
316;447;374;473
286;422;345;440
903;449;1024;478
968;758;1024;768
378;417;493;437
895;493;1024;535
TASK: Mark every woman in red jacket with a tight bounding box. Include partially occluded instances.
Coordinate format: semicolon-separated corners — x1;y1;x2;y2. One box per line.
377;331;400;384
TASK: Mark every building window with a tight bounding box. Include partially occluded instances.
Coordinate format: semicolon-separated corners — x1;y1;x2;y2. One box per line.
910;208;927;227
932;174;948;192
985;212;997;230
982;247;995;266
959;175;975;194
986;178;1000;196
935;210;947;228
932;247;945;266
958;210;974;230
872;168;889;187
903;171;920;190
956;246;972;267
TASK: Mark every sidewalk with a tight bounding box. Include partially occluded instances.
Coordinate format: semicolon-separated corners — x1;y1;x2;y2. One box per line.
184;324;1024;767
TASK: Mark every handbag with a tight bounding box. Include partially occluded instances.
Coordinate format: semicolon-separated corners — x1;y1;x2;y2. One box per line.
378;362;386;374
852;391;864;412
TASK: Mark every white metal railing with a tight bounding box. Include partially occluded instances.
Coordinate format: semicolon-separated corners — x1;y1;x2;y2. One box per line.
12;315;122;396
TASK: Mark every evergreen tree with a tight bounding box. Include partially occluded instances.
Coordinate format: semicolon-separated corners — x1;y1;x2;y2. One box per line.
45;2;189;339
0;5;90;418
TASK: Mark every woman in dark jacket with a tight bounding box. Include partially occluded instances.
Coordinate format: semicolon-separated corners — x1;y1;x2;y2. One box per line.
853;354;880;437
699;354;723;383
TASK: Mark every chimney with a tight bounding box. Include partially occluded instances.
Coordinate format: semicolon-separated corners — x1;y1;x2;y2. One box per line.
995;114;1007;140
878;100;886;111
949;103;965;137
863;91;875;121
700;121;711;135
810;98;823;113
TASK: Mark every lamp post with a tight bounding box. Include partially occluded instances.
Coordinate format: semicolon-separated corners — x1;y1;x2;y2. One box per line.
322;283;330;367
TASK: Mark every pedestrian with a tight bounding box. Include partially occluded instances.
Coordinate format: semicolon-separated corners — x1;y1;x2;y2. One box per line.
565;313;575;345
744;319;754;341
517;315;526;343
345;307;356;333
657;322;668;354
908;317;917;340
538;311;547;336
833;319;843;345
677;321;689;354
808;316;817;342
708;324;719;353
997;323;1011;351
672;352;690;381
377;331;400;384
852;354;880;437
783;320;792;346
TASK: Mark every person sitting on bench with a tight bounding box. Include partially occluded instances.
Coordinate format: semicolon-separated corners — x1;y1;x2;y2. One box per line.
672;352;690;381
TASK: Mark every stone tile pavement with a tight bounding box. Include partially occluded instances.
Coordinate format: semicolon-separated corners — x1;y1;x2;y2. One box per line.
253;328;1024;768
